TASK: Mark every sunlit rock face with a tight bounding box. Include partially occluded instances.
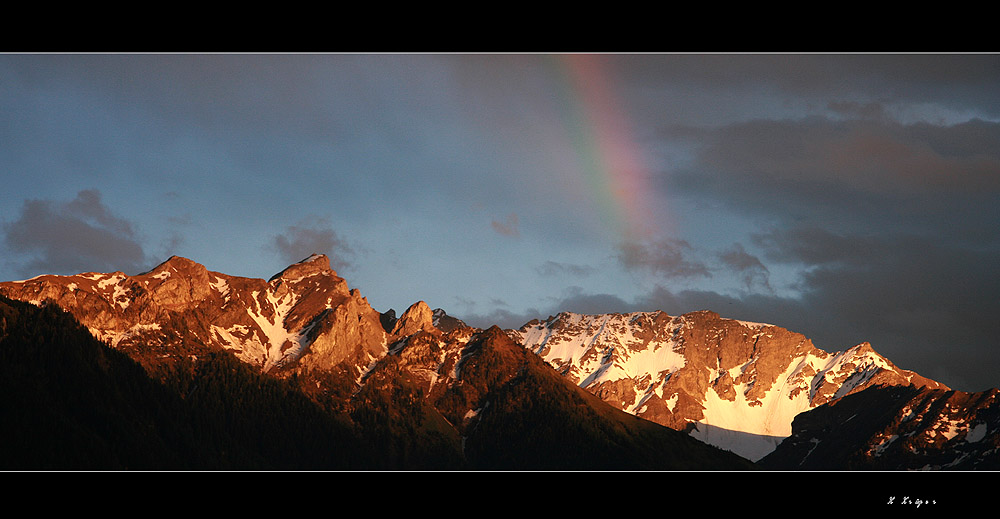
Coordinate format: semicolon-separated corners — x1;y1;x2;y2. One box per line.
514;310;947;461
0;254;388;374
389;300;437;338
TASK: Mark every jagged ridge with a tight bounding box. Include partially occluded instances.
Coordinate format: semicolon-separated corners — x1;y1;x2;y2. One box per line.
0;254;972;468
0;254;388;375
514;310;947;461
0;255;758;469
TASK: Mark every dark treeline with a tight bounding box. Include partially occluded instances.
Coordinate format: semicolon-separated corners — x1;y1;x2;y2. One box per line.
0;295;378;470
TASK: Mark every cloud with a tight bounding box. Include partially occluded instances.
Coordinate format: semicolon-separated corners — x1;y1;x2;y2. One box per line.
617;238;711;279
717;243;771;293
535;260;596;278
2;190;149;277
665;117;1000;235
267;219;355;271
491;213;519;237
745;224;1000;391
751;227;881;267
826;100;891;121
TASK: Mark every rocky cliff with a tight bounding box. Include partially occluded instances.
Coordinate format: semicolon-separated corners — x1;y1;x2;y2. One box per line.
514;310;947;460
0;254;389;377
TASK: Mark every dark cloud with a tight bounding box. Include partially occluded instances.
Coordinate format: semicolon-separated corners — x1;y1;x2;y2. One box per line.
717;243;772;293
460;306;543;330
617;238;711;279
619;54;1000;121
652;106;1000;392
668;116;1000;204
752;227;882;267
459;218;1000;391
2;190;149;276
268;220;355;271
746;225;1000;391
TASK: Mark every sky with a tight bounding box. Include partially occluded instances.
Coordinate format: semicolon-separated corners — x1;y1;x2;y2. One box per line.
2;53;999;392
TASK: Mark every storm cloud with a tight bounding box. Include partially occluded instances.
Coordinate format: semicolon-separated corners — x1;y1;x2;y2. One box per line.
2;190;150;277
648;106;1000;391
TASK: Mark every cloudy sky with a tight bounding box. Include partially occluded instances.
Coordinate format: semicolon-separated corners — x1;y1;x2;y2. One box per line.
2;53;999;391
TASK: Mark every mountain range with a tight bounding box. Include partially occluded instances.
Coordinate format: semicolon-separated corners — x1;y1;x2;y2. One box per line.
1;253;997;470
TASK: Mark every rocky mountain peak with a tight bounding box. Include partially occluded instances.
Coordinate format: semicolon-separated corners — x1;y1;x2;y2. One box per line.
390;300;437;337
515;308;949;461
0;252;385;375
268;254;335;283
141;255;206;276
431;308;469;333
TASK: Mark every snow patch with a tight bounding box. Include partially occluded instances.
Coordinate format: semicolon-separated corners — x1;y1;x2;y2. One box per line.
872;434;899;456
98;273;125;289
735;319;771;329
688;422;786;462
210;276;230;298
965;422;988;443
936;417;966;441
665;392;679;412
92;323;162;348
518;312;686;390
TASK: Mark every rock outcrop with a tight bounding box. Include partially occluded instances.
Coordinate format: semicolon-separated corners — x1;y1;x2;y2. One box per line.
389;300;437;338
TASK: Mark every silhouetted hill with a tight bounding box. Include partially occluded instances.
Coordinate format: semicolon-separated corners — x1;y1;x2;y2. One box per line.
0;295;373;470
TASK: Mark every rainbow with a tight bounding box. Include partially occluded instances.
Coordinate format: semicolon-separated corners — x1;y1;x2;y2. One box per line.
546;54;664;242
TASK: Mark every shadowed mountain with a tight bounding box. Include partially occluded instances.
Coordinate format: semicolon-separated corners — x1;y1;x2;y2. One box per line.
351;324;756;470
758;384;1000;470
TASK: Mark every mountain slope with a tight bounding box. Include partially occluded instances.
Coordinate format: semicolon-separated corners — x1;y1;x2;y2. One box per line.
461;327;755;470
352;323;756;470
758;384;1000;470
0;294;376;470
0;257;756;470
6;254;985;470
0;254;389;378
514;310;947;460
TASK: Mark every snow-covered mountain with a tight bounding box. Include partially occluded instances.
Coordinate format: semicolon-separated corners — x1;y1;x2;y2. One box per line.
0;256;755;470
513;310;947;460
2;254;983;468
